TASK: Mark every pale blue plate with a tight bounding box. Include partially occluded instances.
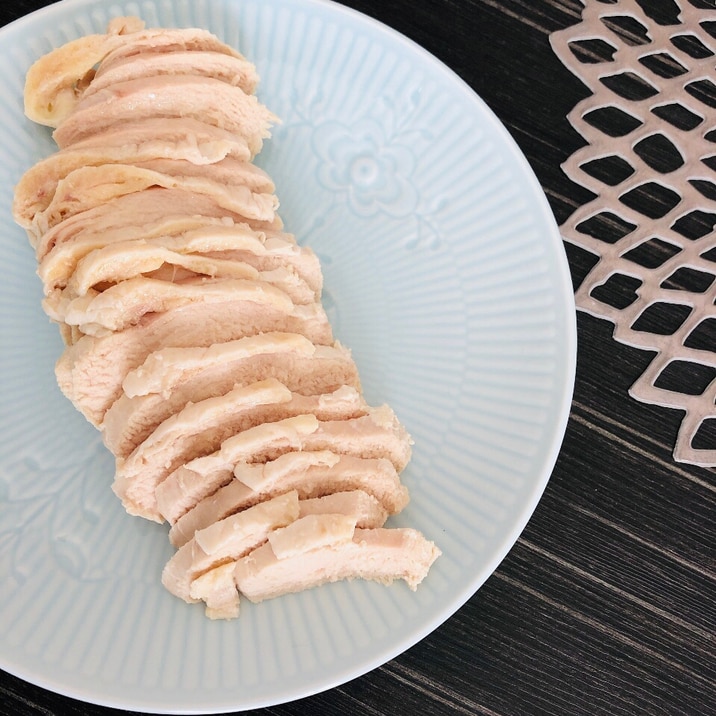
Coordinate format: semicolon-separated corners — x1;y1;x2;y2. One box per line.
0;0;576;711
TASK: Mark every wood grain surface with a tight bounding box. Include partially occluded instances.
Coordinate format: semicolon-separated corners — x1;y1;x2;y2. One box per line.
1;1;714;715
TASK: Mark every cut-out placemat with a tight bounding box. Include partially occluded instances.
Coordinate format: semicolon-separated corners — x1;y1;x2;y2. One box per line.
551;0;716;466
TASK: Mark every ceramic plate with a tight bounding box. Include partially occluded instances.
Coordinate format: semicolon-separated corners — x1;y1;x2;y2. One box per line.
0;0;576;712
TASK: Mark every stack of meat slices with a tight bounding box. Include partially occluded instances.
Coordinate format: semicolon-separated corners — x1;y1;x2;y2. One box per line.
13;17;440;619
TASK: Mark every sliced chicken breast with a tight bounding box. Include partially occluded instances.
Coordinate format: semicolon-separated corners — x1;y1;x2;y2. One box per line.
234;526;441;602
23;16;144;126
25;17;254;126
189;562;241;620
88;50;259;97
297;489;389;529
55;296;333;425
180;489;388;618
29;160;279;238
17;16;440;619
67;117;253;161
52;75;276;154
62;240;319;302
157;406;412;526
13;122;253;227
168;452;410;548
162;490;300;603
97;25;249;66
46;274;318;336
34;187;268;259
102;334;359;458
113;382;368;521
40;223;315;302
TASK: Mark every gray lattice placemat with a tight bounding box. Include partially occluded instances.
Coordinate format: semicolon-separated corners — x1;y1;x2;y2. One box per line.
551;0;716;465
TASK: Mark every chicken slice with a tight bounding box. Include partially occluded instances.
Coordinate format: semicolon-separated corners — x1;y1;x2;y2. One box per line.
40;224;314;303
189;562;240;620
55;296;333;425
157;405;413;527
29;160;279;238
266;513;357;560
24;17;252;126
234;527;441;602
88;50;259;97
183;490;387;619
23;16;144;126
168;452;409;548
97;24;249;66
113;382;368;522
296;489;389;529
62;240;318;302
67;117;253;161
102;334;359;458
52;75;277;154
162;490;300;603
13;122;253;227
34;187;270;259
66;248;282;295
46;273;319;336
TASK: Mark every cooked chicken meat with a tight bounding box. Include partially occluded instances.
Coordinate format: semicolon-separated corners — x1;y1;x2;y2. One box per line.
114;381;368;521
157;406;413;528
102;333;359;458
15;16;439;620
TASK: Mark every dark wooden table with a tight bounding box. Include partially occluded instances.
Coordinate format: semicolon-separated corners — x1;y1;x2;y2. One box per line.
1;1;714;714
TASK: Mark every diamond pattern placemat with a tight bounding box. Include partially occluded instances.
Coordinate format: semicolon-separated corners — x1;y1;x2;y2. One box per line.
551;0;716;465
